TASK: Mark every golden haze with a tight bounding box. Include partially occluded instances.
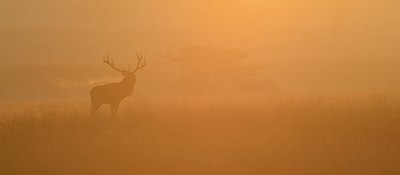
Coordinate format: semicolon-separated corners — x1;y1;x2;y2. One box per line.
1;0;400;174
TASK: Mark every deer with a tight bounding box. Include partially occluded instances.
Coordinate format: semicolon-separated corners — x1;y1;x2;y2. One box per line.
90;52;147;117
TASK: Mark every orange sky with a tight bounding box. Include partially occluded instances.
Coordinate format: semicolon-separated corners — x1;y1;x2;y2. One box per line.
1;0;399;63
1;0;400;97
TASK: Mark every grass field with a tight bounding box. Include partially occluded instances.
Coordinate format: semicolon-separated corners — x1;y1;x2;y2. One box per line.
1;93;400;175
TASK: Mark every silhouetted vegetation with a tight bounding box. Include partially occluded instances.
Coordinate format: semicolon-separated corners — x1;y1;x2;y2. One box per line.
1;94;400;175
164;45;277;94
0;65;104;100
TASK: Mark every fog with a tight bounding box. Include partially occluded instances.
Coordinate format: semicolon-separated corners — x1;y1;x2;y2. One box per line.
1;0;400;100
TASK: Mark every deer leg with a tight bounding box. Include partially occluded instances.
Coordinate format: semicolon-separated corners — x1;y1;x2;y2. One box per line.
111;103;120;117
91;103;101;116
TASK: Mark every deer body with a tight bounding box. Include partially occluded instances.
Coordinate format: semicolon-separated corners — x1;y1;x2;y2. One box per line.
90;53;146;116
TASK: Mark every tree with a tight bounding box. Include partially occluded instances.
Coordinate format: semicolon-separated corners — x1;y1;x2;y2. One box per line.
164;44;276;94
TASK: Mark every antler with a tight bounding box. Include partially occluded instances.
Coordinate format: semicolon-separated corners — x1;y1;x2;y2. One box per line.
103;55;130;75
132;52;147;73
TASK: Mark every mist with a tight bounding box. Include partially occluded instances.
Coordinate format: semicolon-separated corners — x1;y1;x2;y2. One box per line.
1;0;400;100
2;1;400;174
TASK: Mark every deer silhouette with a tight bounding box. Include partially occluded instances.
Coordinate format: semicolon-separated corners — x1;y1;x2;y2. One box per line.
90;52;147;116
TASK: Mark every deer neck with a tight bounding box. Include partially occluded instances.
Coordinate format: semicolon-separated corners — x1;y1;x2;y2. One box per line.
120;77;135;95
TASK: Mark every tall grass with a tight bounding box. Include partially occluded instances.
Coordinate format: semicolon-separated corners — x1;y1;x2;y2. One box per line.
1;93;400;175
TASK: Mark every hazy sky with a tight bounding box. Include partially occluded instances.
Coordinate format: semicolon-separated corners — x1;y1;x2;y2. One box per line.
1;0;400;97
1;0;399;63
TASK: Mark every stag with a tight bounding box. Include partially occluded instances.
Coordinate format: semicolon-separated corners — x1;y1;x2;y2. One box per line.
90;52;147;116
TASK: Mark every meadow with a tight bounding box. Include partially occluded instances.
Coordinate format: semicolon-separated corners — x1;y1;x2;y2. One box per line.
0;93;399;175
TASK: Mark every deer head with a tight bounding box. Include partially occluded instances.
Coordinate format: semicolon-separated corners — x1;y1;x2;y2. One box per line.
103;52;147;80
